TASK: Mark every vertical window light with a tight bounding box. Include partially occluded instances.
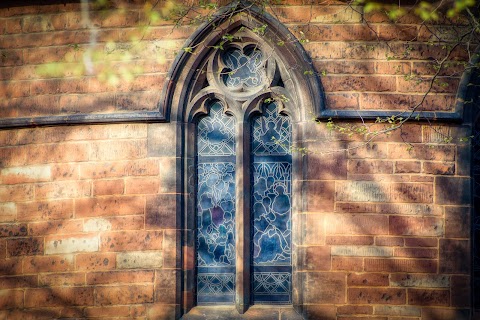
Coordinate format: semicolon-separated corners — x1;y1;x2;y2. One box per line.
251;102;292;304
196;102;236;304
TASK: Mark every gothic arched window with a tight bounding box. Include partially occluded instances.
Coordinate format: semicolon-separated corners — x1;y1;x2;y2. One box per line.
162;2;323;315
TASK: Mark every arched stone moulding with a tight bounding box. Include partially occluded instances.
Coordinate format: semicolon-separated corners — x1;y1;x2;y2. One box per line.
168;2;313;317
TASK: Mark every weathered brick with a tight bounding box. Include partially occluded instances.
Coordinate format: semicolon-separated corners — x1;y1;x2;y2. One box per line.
407;289;450;306
395;161;421;174
322;75;396;92
95;285;154;305
125;177;160;194
332;257;363;272
147;304;177;320
0;289;24;309
348;142;388;159
0;165;51;184
45;234;99;254
375;236;404;247
365;258;437;273
439;239;469;274
389;216;444;237
28;220;83;236
326;235;374;246
348;159;393;174
25;287;94;307
325;214;388;235
451;276;470;308
87;270;154;285
423;161;455;175
24;255;74;273
0;275;37;289
93;179;124;196
0;203;16;223
7;237;43;256
335;203;376;213
147;123;177;157
337;305;373;315
388;144;455;161
390;274;449;288
435;176;470;205
100;230;162;252
116;251;163;269
39;272;85;287
299;246;331;270
302;214;325;245
421;308;470;320
374;305;421;316
89;140;147;161
75;252;116;271
404;237;438;247
305;272;346;304
17;200;73;222
0;184;34;202
75;196;145;218
84;306;132;318
347;273;389;287
35;180;91;199
303;181;335;212
275;6;362;23
145;194;178;229
394;248;437;259
0;223;27;237
332;246;393;257
348;287;406;305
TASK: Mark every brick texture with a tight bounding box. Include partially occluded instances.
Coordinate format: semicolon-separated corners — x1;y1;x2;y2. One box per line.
0;1;473;319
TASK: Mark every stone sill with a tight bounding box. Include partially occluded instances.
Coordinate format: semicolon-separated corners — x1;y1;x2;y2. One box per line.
181;305;304;320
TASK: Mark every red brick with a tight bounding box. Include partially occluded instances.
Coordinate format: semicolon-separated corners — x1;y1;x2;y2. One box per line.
335;203;376;213
86;270;154;285
394;248;438;259
27;143;90;164
332;257;363;271
397;76;459;94
17;200;73;222
0;223;27;237
25;287;94;307
75;252;116;271
0;184;33;202
395;161;421;173
337;305;373;315
407;289;449;306
300;246;331;271
100;215;144;231
304;181;335;212
125;177;160;194
348;287;406;305
365;258;437;273
84;306;132;318
93;179;125;196
89;140;147;161
39;272;85;287
347;273;389;287
405;237;438;247
0;289;24;309
147;304;177;320
322;75;396;92
299;24;377;41
75;196;145;218
375;236;404;247
377;24;418;41
376;61;411;75
348;159;393;174
24;255;74;273
95;285;154;305
326;236;374;245
28;220;83;236
314;60;375;75
389;216;444;237
79;159;159;179
305;272;346;304
7;237;43;256
326;214;389;235
35;181;91;199
388;144;455;161
100;230;163;252
0;259;22;275
422;161;455;175
0;275;37;289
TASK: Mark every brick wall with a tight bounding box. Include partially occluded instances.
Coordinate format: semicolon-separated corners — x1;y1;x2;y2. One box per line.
0;1;473;319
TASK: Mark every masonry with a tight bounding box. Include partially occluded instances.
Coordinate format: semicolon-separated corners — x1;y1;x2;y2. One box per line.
0;0;476;319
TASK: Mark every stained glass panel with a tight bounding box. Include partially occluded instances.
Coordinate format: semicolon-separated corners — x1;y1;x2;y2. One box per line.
196;102;236;305
251;102;292;304
222;48;265;89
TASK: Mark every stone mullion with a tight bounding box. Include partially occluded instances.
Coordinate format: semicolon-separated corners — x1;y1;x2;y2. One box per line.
235;120;251;314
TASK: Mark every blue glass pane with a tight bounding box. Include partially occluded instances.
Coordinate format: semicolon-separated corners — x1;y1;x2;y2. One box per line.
251;102;292;304
222;48;265;89
198;103;235;156
252;103;291;156
196;102;236;305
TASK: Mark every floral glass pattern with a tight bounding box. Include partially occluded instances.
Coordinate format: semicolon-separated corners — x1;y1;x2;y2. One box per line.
251;102;292;304
222;48;265;90
196;102;236;304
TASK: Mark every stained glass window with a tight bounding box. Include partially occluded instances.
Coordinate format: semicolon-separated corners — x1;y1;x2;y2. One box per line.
222;48;266;90
251;102;292;304
196;102;236;304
